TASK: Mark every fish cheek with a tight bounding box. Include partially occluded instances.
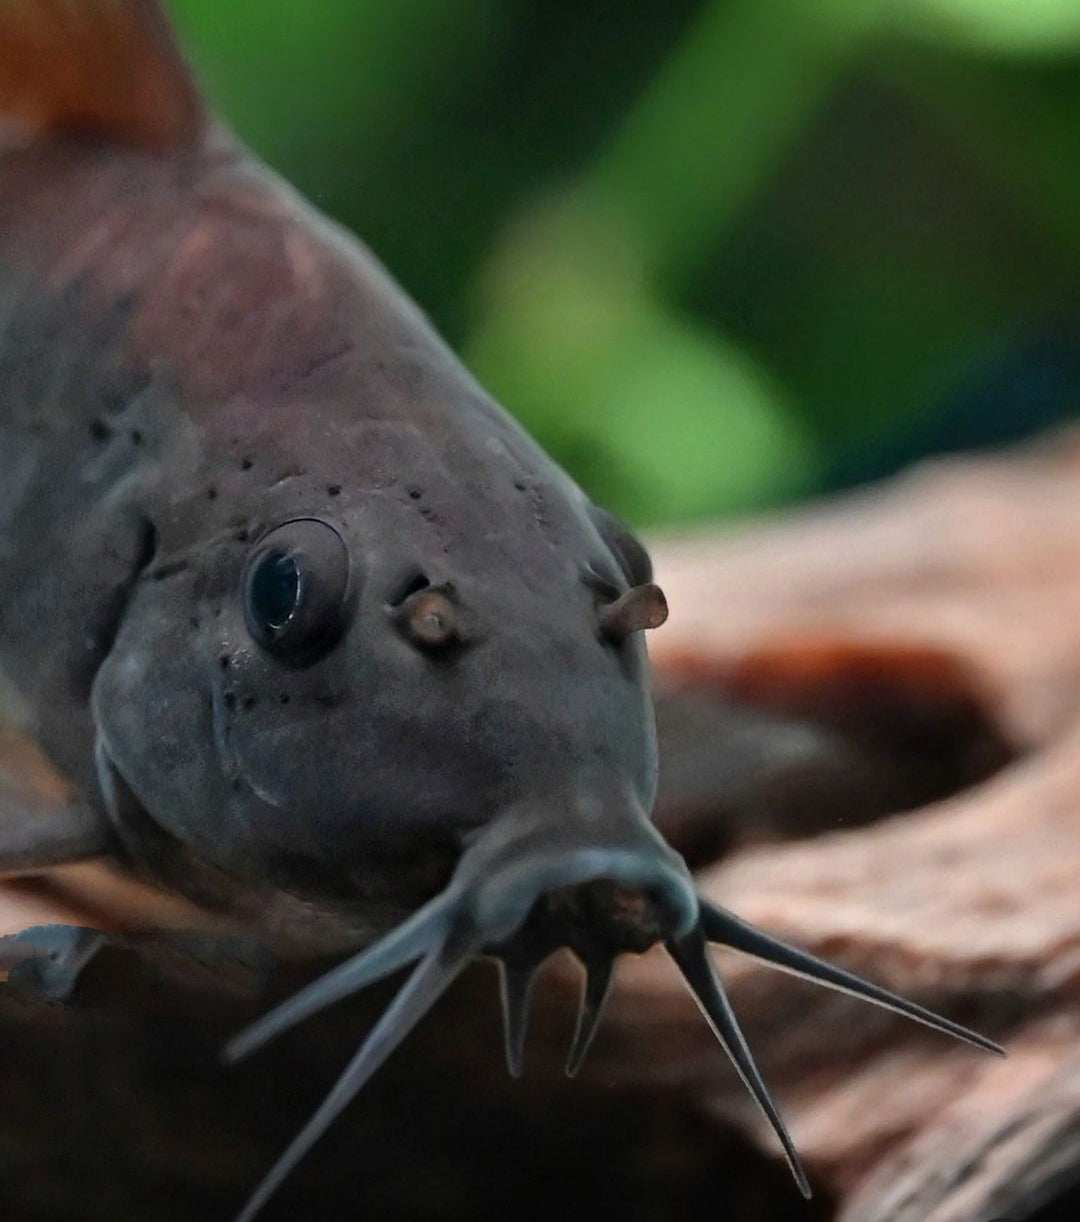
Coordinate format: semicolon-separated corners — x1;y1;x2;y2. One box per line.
89;580;239;861
221;660;390;851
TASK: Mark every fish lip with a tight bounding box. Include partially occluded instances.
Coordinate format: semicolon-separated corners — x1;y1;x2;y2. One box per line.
93;731;170;860
465;844;699;949
93;730;215;888
93;729;130;829
449;790;700;950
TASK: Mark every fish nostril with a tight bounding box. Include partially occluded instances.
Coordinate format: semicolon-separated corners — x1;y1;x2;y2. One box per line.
387;569;431;608
403;590;458;649
388;583;461;651
599;583;669;642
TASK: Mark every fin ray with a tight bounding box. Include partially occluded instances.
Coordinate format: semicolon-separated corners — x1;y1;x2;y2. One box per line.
1;720;109;875
0;0;204;151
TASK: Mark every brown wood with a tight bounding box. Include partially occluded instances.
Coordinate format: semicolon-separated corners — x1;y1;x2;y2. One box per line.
636;430;1080;1219
4;430;1080;1220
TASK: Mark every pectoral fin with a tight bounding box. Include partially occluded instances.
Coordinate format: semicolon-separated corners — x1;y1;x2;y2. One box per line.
0;925;106;998
0;720;110;875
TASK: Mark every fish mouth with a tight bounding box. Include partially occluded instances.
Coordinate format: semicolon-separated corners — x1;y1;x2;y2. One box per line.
223;794;1003;1222
224;793;701;1071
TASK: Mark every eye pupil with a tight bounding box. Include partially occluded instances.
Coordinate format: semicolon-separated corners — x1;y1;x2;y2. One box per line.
241;519;352;666
249;551;302;632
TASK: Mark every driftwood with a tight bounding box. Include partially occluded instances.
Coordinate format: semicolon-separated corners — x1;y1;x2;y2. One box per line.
643;432;1080;1221
4;431;1080;1220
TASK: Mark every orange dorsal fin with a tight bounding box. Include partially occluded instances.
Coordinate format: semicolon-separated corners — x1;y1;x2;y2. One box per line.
0;0;204;152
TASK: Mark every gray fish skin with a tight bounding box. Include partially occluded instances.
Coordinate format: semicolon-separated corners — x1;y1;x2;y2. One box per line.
0;53;656;945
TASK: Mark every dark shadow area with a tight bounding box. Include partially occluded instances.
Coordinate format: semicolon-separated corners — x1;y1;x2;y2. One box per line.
653;643;1014;869
0;947;836;1222
1009;1171;1080;1222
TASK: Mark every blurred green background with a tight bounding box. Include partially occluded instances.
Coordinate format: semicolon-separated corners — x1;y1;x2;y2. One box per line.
170;0;1080;527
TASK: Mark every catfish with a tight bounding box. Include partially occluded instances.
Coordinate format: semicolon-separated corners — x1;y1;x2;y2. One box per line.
0;3;1001;1218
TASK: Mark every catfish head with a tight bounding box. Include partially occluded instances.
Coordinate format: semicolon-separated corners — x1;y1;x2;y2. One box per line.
90;399;1001;1222
90;396;678;946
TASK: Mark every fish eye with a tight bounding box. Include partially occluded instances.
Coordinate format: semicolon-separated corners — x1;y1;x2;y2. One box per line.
242;519;351;664
248;551;302;631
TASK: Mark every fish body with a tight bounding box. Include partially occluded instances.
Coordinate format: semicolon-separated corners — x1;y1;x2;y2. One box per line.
0;5;1001;1218
0;10;660;945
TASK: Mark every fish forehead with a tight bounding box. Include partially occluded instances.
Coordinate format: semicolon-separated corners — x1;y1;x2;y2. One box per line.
0;138;467;412
1;140;594;536
195;410;589;550
1;136;605;588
